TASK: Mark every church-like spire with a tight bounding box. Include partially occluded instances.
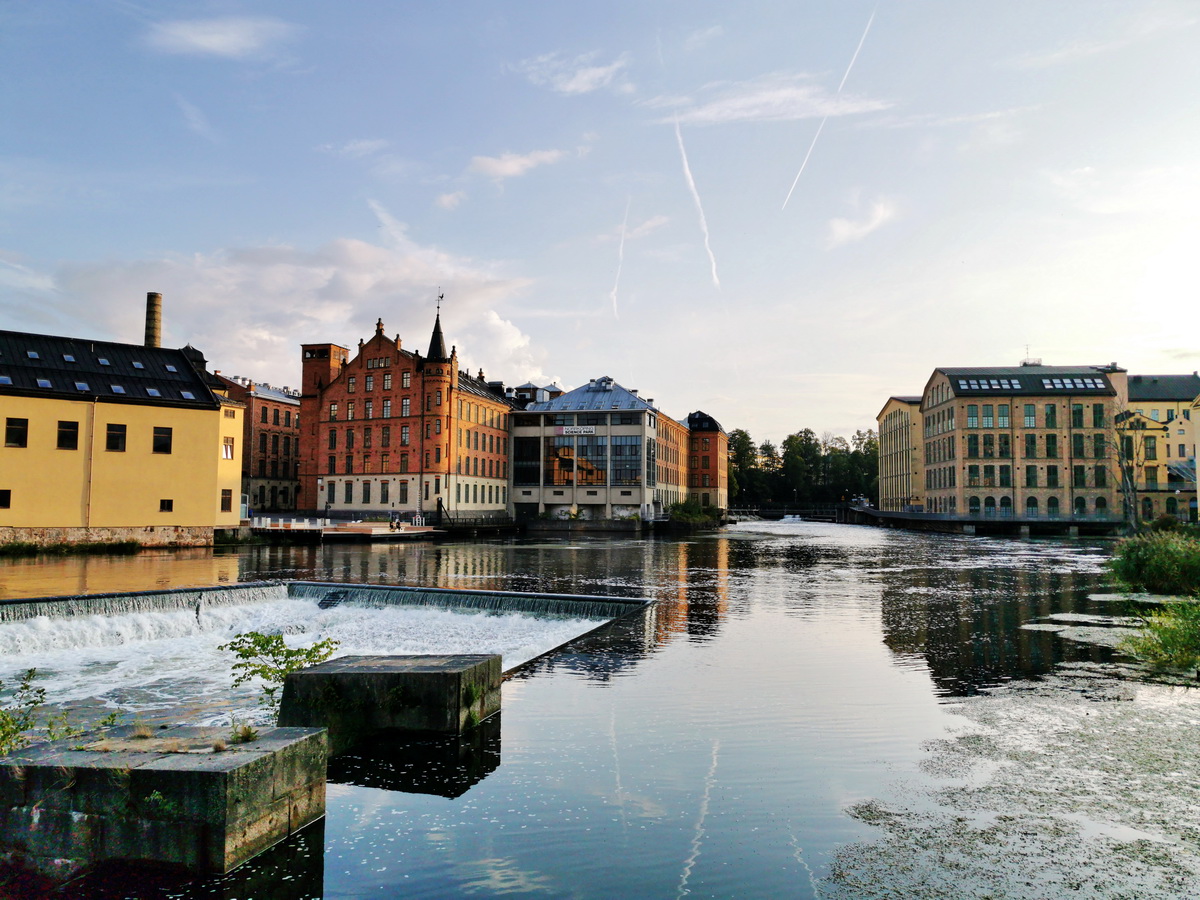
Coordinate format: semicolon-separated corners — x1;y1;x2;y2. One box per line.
427;293;449;361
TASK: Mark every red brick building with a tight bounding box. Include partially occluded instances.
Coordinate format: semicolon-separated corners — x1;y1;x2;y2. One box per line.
215;374;302;513
686;410;729;511
298;314;514;520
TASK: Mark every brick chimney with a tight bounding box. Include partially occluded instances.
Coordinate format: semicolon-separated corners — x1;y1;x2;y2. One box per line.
144;292;162;348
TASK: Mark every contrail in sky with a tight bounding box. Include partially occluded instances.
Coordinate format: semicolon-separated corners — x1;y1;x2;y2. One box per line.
608;197;631;319
674;118;721;289
782;6;877;210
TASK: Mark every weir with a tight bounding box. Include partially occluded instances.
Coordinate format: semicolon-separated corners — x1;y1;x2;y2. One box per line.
0;582;287;624
286;581;649;620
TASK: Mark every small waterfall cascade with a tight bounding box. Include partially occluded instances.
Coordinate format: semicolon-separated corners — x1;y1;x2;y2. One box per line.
288;582;649;620
0;582;288;624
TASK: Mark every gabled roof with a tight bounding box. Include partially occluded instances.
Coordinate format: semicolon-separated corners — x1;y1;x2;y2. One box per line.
0;329;220;409
1127;374;1200;403
687;410;725;434
875;395;922;421
526;376;654;412
936;365;1117;397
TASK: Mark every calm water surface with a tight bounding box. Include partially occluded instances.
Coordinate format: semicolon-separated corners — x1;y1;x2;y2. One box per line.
0;522;1114;899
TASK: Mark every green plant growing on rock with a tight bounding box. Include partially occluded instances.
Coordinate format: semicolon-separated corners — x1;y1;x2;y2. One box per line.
219;631;339;721
0;669;45;755
230;722;259;744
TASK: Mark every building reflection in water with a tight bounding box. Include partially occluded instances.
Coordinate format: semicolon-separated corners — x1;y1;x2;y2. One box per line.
879;544;1112;696
0;549;240;601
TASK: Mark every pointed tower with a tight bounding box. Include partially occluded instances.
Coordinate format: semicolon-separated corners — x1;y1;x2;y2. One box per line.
427;312;449;362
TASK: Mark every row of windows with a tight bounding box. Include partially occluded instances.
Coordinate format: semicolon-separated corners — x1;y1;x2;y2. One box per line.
966;495;1110;515
7;352;179;372
4;417;236;459
347;372;404;391
456;482;507;505
686;474;714;487
0;489;232;512
458;456;507;478
258;406;298;427
0;376;197;400
512;412;643;427
258;433;295;457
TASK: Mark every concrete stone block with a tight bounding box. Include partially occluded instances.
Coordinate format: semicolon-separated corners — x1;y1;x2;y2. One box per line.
0;725;327;883
277;654;502;754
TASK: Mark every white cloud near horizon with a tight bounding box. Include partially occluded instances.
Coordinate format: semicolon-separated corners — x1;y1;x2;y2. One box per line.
827;199;896;247
650;73;891;126
469;149;566;180
515;51;632;94
145;17;299;59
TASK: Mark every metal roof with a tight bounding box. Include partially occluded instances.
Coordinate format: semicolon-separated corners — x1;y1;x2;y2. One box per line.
1127;374;1200;403
938;365;1117;397
0;329;220;409
526;376;655;412
686;410;725;433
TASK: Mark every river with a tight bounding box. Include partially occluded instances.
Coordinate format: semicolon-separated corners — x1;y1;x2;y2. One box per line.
3;521;1198;898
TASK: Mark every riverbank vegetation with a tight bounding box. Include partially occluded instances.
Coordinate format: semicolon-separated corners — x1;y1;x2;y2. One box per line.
667;500;721;529
727;427;878;506
1112;527;1200;669
219;632;340;720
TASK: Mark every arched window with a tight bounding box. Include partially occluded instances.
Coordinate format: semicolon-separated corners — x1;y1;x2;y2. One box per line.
1095;496;1108;513
1000;496;1013;516
1166;496;1179;517
984;496;996;516
969;496;981;514
1047;496;1060;517
1026;496;1039;518
1074;496;1087;517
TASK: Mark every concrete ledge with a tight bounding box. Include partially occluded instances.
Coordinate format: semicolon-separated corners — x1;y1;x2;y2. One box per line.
278;654;501;753
0;725;326;882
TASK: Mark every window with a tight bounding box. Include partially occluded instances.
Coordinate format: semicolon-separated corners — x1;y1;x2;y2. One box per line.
436;389;442;406
1025;465;1038;488
382;399;391;418
1071;404;1084;428
1092;404;1105;428
271;434;280;454
347;401;355;421
223;437;235;459
967;405;978;428
1145;436;1157;460
347;376;356;393
57;421;78;450
1094;434;1106;459
401;425;410;446
26;351;38;359
982;434;994;458
401;398;411;417
5;418;29;448
383;373;392;390
344;481;353;503
998;434;1011;458
146;388;161;398
159;499;173;512
345;454;353;474
273;409;280;426
329;403;339;421
365;375;374;392
153;427;173;454
74;382;90;392
402;371;411;388
111;385;126;395
997;404;1009;428
1024;404;1036;428
165;364;177;373
381;426;391;447
362;481;371;504
381;481;389;503
1146;466;1159;488
1045;404;1057;428
0;376;10;385
98;358;109;366
967;434;979;457
400;454;409;473
328;455;336;474
1072;433;1085;458
1046;465;1059;488
261;408;269;424
1094;465;1107;488
221;489;233;512
1073;465;1087;488
982;405;993;428
1045;434;1059;458
259;433;268;454
0;490;9;509
347;430;356;450
181;391;195;400
1024;433;1037;458
999;465;1011;488
328;430;337;450
132;361;144;370
285;411;292;427
106;424;127;452
365;400;373;419
36;378;51;389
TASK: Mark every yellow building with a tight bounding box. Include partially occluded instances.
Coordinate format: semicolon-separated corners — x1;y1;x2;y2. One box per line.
1;327;242;546
1126;373;1199;522
876;395;923;512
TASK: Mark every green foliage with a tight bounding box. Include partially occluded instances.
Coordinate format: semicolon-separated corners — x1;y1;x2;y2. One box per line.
668;500;719;528
1121;601;1200;669
1109;531;1200;597
728;426;879;506
219;631;339;721
230;722;259;744
0;669;46;755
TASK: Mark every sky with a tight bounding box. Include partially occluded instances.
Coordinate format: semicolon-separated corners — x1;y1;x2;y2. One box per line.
2;1;1198;444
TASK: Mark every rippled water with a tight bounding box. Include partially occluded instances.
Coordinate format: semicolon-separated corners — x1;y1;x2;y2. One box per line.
0;522;1116;898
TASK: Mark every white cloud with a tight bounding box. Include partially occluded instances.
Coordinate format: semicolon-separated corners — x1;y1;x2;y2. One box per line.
145;17;299;59
628;215;669;239
827;199;897;247
318;139;389;159
650;74;891;126
469;149;566;180
435;191;466;210
174;95;219;143
684;26;723;52
515;51;632;94
17;211;548;388
1008;11;1195;69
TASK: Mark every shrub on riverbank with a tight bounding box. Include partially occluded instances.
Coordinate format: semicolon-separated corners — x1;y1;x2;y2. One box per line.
667;500;720;529
0;540;141;558
1122;602;1200;669
1109;531;1200;596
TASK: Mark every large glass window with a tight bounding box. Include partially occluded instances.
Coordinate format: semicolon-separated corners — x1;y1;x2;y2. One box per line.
543;437;575;486
513;437;540;485
1071;403;1084;428
611;435;642;485
1144;436;1158;460
1024;404;1036;427
982;405;994;428
966;405;978;428
576;436;608;485
1045;434;1059;458
1046;465;1059;487
1024;434;1037;458
1025;465;1038;487
1045;404;1057;428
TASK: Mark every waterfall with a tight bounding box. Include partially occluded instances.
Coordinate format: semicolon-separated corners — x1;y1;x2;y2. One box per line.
287;582;649;620
0;582;288;624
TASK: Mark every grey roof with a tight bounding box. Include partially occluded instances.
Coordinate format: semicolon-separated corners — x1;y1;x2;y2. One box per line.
687;410;725;433
427;314;449;362
0;329;220;409
249;383;300;405
1127;374;1200;403
458;372;517;407
938;365;1117;397
526;376;654;412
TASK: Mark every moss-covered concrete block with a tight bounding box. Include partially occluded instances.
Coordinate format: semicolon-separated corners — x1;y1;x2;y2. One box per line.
277;654;501;753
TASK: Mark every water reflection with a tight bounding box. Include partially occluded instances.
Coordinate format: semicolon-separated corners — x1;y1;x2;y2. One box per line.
327;715;502;798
